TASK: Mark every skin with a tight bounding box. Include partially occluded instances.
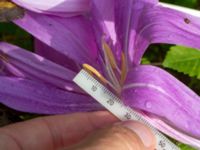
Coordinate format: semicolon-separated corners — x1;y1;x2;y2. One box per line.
0;111;156;150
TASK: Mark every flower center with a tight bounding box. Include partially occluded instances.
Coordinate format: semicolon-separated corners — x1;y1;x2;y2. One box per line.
83;41;127;95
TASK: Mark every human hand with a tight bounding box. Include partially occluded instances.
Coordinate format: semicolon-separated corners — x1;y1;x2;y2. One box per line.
0;111;156;150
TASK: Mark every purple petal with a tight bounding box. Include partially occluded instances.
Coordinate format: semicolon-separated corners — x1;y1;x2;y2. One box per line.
0;77;102;114
91;0;116;45
122;65;200;139
133;5;200;64
90;0;123;74
0;42;80;92
114;0;158;64
0;60;13;76
34;39;80;72
91;0;126;69
14;11;97;65
12;0;90;17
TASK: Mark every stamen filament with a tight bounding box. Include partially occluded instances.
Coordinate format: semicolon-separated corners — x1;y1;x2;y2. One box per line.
106;59;121;90
102;41;121;87
102;46;121;90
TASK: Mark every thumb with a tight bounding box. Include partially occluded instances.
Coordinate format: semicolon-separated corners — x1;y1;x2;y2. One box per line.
67;121;156;150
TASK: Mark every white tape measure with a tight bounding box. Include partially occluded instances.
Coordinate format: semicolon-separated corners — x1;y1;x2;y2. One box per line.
73;69;180;150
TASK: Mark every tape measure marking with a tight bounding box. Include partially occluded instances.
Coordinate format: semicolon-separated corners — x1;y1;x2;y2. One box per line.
73;69;180;150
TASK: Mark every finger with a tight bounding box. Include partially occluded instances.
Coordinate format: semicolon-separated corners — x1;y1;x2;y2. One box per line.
67;121;156;150
0;111;118;150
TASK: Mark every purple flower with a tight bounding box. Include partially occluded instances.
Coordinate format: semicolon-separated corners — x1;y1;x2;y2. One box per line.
1;0;200;147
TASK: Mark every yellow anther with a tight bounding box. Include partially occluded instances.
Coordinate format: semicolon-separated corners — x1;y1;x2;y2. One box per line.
120;52;127;85
0;2;17;9
102;41;118;70
83;64;108;84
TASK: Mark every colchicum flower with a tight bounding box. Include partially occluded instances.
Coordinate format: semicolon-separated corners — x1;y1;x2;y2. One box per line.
0;0;200;147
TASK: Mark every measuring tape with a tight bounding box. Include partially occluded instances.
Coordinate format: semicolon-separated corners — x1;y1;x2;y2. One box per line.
73;69;180;150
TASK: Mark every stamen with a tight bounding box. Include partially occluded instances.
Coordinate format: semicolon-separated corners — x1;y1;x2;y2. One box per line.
102;40;121;86
83;64;120;93
120;52;127;85
84;39;128;95
102;41;118;70
104;52;122;91
83;64;108;84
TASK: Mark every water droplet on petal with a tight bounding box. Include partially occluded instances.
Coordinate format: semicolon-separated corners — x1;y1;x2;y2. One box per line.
145;101;152;109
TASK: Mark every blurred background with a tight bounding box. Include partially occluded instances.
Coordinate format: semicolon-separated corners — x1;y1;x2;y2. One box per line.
0;0;200;149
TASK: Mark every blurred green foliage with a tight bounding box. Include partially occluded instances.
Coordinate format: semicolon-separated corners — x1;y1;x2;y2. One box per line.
160;0;199;8
0;23;33;51
178;143;197;150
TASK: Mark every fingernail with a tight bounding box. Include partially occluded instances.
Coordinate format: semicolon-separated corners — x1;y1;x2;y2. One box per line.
119;121;155;147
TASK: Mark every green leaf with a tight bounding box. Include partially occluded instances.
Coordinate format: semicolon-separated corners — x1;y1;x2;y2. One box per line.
163;46;200;79
141;57;151;64
178;143;196;150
